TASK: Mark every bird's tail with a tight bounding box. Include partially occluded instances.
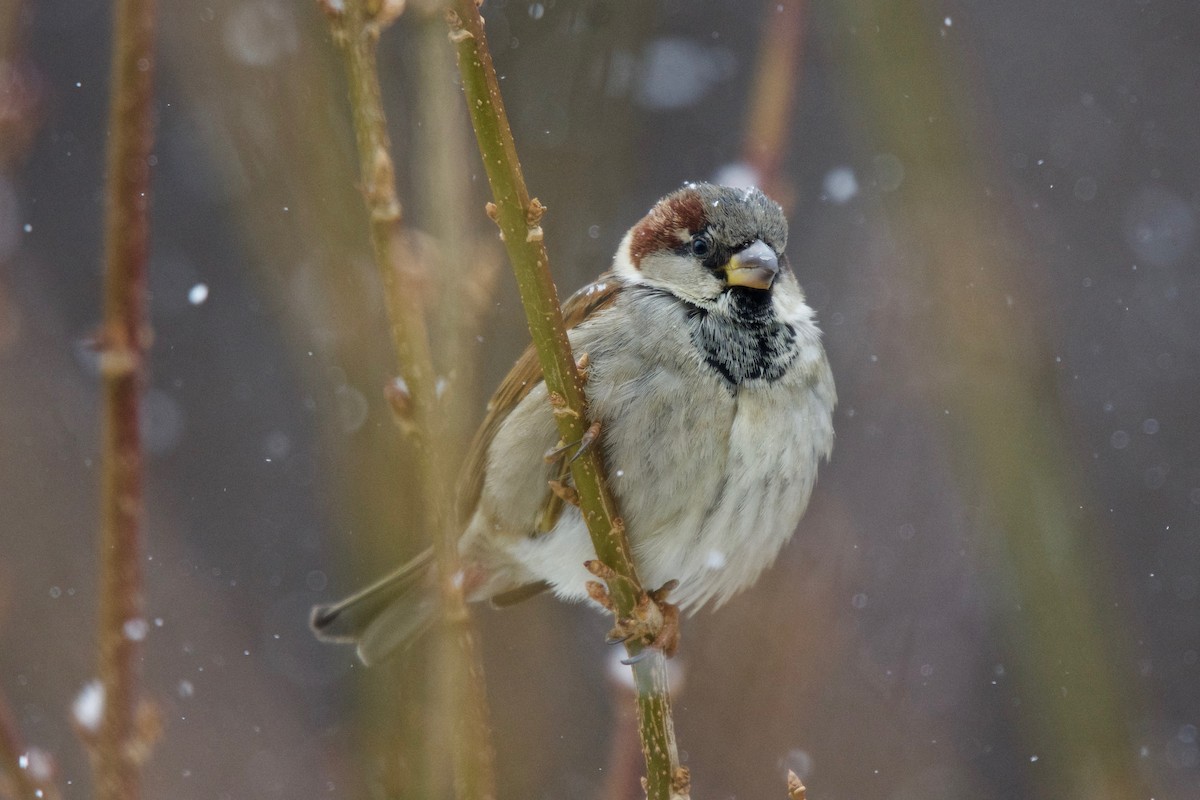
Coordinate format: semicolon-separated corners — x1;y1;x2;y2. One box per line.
310;548;438;666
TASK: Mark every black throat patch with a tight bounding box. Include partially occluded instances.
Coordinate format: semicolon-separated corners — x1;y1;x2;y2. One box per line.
689;288;798;389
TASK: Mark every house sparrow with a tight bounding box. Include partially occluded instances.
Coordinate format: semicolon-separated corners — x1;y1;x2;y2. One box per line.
312;182;836;664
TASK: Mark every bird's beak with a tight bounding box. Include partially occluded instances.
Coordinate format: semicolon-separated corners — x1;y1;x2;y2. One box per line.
724;240;779;290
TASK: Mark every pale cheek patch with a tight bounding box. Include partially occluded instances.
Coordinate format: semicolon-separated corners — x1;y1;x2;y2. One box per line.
613;234;644;281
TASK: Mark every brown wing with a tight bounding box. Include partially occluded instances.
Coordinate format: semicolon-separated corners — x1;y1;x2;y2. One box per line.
455;273;623;525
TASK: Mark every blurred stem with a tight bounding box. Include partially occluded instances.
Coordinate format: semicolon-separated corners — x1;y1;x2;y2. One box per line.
445;4;684;799
741;0;807;206
0;689;59;800
94;0;156;798
321;2;496;799
839;3;1141;798
411;4;495;450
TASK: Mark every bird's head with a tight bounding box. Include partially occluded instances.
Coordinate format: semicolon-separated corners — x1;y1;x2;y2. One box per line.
615;182;789;305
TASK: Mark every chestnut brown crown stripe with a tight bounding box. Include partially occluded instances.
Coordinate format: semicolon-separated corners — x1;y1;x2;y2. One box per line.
628;192;707;268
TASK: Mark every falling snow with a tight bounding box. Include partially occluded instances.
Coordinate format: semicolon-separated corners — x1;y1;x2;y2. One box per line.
72;681;104;732
822;167;858;204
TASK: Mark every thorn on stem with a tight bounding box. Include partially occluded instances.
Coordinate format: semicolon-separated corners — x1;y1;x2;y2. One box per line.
787;769;807;800
127;699;163;766
526;197;546;225
648;579;679;603
548;391;580;419
317;0;346;19
368;0;406;30
585;580;615;611
672;766;691;797
384;376;412;414
584;559;617;582
384;378;419;436
447;11;475;44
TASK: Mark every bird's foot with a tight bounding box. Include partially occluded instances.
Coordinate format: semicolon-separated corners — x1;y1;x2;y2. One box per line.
622;580;681;662
585;563;682;660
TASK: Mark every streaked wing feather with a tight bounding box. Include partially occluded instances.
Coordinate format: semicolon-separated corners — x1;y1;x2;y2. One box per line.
455;274;623;524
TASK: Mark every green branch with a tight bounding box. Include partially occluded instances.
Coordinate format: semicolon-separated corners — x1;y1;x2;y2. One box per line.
445;3;685;798
321;2;496;798
94;0;157;797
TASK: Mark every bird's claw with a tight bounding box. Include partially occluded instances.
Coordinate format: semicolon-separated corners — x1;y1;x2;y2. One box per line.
568;421;602;464
543;439;573;463
606;630;634;646
542;420;602;466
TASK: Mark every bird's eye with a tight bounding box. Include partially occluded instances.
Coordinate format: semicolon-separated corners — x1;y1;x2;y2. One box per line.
690;237;710;257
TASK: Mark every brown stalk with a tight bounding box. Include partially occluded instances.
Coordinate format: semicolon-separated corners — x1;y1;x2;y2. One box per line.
320;1;496;798
740;0;808;207
93;0;157;797
445;3;684;798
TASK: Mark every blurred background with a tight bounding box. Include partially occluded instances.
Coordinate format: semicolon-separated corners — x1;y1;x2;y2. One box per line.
2;0;1198;798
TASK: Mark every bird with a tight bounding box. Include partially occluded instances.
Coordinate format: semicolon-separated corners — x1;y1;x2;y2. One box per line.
311;182;836;665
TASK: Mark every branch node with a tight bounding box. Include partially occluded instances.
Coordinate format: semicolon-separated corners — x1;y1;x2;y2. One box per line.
98;347;139;378
368;146;402;222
